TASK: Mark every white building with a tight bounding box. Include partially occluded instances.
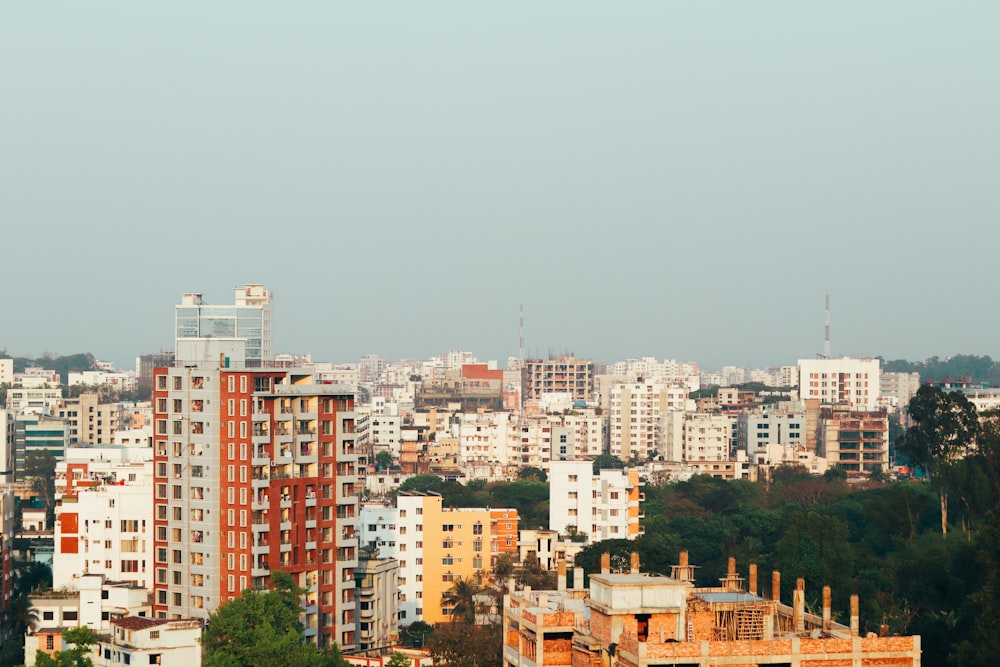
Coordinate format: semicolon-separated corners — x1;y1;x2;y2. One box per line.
52;459;155;590
607;381;691;462
25;575;151;666
66;371;138;392
547;460;642;544
174;284;274;364
0;358;14;385
660;412;731;463
797;357;881;411
737;405;807;465
97;617;202;667
880;372;922;412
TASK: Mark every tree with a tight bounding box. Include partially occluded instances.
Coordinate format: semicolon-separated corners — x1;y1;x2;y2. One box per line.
400;621;433;648
592;454;626;474
387;652;412;667
896;386;980;536
23;450;57;529
426;623;501;667
375;451;393;471
35;627;98;667
517;466;547;482
202;571;337;667
441;578;480;625
398;474;444;495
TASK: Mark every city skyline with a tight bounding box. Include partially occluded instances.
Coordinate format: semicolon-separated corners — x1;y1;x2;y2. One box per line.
3;3;998;370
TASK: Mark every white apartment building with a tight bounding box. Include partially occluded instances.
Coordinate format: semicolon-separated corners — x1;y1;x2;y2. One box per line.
607;381;691;462
660;412;731;463
67;371;138;392
737;406;807;465
880;371;922;411
6;386;64;415
547;460;643;544
53;459;155;591
797;357;881;411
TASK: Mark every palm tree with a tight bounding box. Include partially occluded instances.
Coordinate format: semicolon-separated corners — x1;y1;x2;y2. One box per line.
441;578;479;625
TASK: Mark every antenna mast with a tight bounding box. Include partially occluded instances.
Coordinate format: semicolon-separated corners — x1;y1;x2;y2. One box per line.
824;294;831;359
519;304;525;364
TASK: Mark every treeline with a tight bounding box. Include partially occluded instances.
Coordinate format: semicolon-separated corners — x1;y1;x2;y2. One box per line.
575;455;1000;667
1;352;97;386
881;354;1000;385
394;474;550;530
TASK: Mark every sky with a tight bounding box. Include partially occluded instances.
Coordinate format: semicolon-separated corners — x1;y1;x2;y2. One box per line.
2;2;998;371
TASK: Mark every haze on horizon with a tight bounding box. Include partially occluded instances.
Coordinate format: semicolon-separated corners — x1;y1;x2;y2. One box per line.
2;2;998;371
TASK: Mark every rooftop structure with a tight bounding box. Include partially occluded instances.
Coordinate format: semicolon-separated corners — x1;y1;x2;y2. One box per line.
502;552;921;667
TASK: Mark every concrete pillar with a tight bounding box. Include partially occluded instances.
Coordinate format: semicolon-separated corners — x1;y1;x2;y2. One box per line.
822;586;831;632
771;570;780;602
557;559;567;591
728;556;736;577
601;552;610;574
679;550;689;567
793;588;804;633
749;563;757;596
574;566;584;590
630;551;640;574
850;595;860;637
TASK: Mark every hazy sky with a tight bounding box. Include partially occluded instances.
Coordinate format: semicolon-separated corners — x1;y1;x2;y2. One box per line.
2;3;998;371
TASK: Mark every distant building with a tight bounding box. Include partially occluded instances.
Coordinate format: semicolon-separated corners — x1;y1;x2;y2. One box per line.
797;358;880;411
523;358;594;402
14;414;67;478
817;407;889;478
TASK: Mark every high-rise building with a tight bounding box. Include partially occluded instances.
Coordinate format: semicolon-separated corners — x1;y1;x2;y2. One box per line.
152;362;358;650
174;284;274;365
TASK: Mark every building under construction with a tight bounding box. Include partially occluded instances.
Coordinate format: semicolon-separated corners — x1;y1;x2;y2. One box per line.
502;552;920;667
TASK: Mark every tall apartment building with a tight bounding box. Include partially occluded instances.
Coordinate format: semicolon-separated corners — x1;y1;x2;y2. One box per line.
548;460;643;544
523;358;594;402
797;358;880;411
152;364;358;650
360;493;518;624
174;284;274;364
53;459;154;590
608;381;690;462
660;412;731;464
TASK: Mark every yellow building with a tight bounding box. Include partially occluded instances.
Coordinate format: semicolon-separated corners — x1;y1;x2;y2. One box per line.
395;493;518;624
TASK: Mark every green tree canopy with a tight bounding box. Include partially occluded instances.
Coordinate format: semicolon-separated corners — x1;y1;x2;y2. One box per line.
398;474;444;495
896;385;980;535
202;571;344;667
